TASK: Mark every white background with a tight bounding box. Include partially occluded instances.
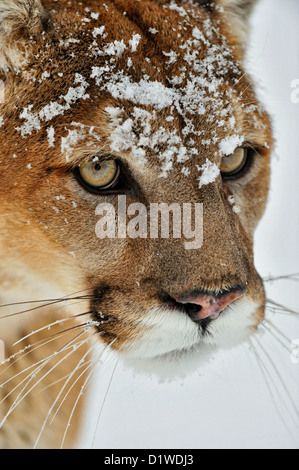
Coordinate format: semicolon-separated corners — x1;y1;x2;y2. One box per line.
79;0;299;449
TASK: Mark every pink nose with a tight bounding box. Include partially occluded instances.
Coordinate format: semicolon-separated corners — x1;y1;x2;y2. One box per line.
180;289;246;320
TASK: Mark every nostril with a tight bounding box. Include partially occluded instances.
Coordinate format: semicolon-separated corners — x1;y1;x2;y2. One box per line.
161;292;203;320
183;302;203;318
162;287;247;323
179;287;247;321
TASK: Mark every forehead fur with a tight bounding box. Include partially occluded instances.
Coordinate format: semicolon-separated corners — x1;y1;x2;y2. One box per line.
0;0;269;181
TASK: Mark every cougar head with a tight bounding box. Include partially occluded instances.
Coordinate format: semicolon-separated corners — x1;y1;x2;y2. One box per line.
0;0;272;372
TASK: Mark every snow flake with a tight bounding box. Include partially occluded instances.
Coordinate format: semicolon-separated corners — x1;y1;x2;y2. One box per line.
233;205;241;214
41;71;50;80
167;1;188;17
181;166;190;177
61;127;85;160
197;159;220;188
103;75;175;110
192;27;202;40
92;26;106;38
47;126;55;147
17;74;90;137
228;195;241;213
163;50;178;65
102;40;127;57
129;34;141;53
219;135;244;156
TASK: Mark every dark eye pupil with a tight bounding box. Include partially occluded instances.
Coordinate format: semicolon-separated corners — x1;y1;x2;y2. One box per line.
94;163;101;171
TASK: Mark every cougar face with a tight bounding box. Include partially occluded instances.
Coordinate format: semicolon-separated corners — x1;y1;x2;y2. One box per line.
0;0;272;368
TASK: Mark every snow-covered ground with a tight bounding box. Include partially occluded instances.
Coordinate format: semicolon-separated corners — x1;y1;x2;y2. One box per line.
79;0;299;449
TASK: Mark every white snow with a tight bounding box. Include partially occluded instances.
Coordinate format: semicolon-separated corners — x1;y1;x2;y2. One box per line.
104;75;176;110
92;26;106;38
219;135;245;156
232;205;240;214
129;34;141;53
87;18;246;177
16;74;90;138
102;40;127;57
197;158;220;188
41;71;50;80
61;127;85;160
47;126;55;147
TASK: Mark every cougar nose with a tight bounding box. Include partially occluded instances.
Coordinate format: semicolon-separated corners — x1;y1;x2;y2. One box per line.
177;288;247;321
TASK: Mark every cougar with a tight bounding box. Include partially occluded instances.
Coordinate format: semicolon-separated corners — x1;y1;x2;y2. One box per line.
0;0;274;448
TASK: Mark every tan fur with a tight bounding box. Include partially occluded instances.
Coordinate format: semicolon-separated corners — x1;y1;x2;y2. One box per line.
0;0;272;448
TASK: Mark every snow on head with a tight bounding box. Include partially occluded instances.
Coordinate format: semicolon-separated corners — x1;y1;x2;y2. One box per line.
11;1;255;184
129;34;141;53
16;74;90;138
47;126;55;147
89;20;245;177
104;75;176;111
197;159;220;189
219;135;245;156
86;4;247;178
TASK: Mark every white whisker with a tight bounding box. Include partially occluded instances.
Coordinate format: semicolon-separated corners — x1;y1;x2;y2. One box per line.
266;299;298;316
35;358;95;395
263;273;299;283
253;336;299;420
12;318;76;347
249;338;298;443
33;339;96;449
0;331;91;428
61;338;117;449
0;323;90;386
91;355;118;449
260;321;292;353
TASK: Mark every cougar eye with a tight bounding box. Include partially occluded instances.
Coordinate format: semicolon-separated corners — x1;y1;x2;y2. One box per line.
220;147;248;178
75;159;121;192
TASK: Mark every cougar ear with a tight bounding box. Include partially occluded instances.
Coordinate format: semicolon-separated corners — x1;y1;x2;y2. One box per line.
220;0;258;46
0;0;51;71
